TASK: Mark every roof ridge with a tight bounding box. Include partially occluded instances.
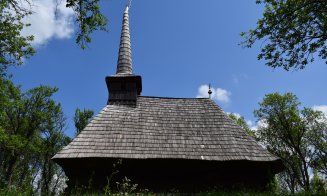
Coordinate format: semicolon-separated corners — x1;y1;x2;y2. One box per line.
138;96;210;100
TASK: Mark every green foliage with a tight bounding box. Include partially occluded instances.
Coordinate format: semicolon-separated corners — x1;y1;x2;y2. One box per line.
66;0;109;49
0;76;71;195
241;0;327;70
1;0;109;76
228;113;256;139
265;176;280;194
311;170;327;194
307;111;327;177
0;188;33;196
254;92;327;193
0;0;35;75
0;0;105;191
74;108;94;136
115;177;138;195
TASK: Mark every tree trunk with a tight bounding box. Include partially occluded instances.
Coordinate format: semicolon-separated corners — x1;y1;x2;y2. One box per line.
5;156;18;188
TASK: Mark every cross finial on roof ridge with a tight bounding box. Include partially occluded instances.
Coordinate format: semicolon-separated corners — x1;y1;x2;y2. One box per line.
208;83;212;99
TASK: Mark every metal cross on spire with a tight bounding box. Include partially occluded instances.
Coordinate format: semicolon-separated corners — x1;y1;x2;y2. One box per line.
127;0;132;9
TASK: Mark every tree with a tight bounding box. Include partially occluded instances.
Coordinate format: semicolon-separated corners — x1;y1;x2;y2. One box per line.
0;0;35;75
228;113;256;139
254;92;327;193
311;170;327;194
241;0;327;71
0;76;71;194
66;0;108;49
1;0;105;192
74;108;94;136
1;0;108;74
306;109;327;177
37;107;71;195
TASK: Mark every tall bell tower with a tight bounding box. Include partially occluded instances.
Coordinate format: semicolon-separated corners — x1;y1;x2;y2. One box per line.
105;5;142;105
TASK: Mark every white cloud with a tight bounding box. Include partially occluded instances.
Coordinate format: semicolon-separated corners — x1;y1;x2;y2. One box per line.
216;88;231;103
312;105;327;117
197;85;211;98
196;84;231;104
21;0;75;46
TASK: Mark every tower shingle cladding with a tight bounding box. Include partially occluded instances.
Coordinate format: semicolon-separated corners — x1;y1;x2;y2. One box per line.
116;7;132;75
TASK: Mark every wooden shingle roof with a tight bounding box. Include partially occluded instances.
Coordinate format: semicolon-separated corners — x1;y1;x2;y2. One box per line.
53;96;279;162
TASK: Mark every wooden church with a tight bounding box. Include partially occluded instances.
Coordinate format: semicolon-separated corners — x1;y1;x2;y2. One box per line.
53;5;284;192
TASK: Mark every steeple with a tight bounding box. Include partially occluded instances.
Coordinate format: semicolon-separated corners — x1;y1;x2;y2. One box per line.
105;4;142;105
116;6;132;75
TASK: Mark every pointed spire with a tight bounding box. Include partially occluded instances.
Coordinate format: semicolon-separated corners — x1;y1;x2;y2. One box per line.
105;2;142;104
116;5;132;75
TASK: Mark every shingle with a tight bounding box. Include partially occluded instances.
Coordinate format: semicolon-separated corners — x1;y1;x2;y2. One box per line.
53;96;279;162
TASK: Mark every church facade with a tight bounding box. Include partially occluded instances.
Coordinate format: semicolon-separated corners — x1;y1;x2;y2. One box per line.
53;5;284;192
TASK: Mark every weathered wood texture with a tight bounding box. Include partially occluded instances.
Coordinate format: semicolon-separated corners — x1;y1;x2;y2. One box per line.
105;75;142;104
116;7;132;75
53;96;281;164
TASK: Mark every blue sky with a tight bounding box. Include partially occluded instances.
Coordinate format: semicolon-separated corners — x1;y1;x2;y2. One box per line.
10;0;327;137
